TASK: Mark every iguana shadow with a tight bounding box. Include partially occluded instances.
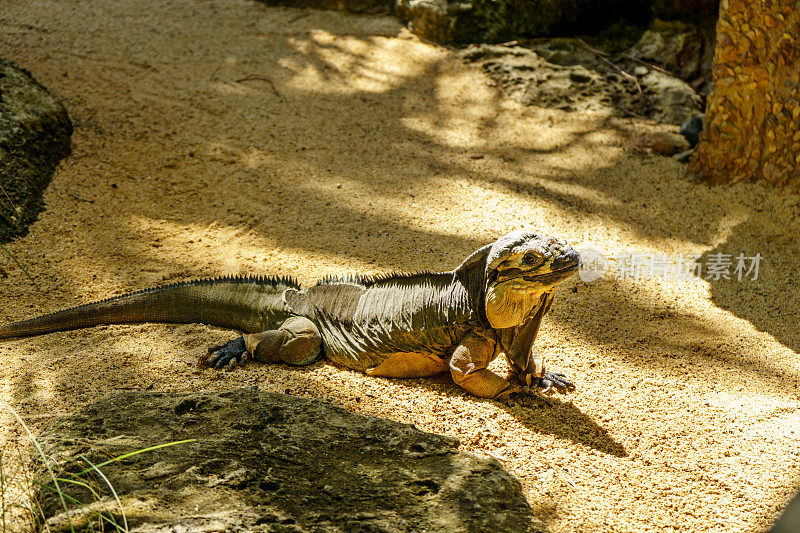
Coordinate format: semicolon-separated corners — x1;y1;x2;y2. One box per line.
347;370;627;457
497;397;628;458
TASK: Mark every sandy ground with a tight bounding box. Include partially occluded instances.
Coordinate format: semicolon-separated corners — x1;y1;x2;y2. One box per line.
2;1;800;531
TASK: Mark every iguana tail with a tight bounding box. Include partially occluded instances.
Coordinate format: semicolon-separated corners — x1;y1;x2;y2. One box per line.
0;275;298;339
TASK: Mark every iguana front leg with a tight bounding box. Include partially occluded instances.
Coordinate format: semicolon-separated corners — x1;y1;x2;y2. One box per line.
500;293;575;395
202;316;322;370
449;332;547;407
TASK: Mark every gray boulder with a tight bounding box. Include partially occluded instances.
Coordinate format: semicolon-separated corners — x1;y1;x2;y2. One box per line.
459;45;623;113
395;0;475;43
0;58;72;243
38;390;543;532
628;19;716;98
257;0;393;13
396;0;652;44
459;43;703;125
629;21;703;81
639;69;702;125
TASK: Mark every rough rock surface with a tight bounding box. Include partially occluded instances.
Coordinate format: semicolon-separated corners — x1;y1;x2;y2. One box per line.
257;0;393;13
0;58;72;243
638;69;703;125
37;390;541;532
629;19;716;98
459;45;621;112
459;43;702;125
395;0;475;43
633;131;690;155
630;21;703;82
396;0;652;44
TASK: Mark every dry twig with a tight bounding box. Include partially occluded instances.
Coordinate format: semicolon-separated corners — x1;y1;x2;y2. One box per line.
576;39;642;95
0;184;16;211
52;186;94;203
288;11;310;24
208;63;222;81
234;75;283;100
620;53;673;76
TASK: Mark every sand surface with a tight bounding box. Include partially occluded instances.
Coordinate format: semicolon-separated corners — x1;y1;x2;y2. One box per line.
2;1;800;531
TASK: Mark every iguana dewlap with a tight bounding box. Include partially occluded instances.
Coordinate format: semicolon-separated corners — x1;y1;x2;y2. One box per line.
0;230;579;405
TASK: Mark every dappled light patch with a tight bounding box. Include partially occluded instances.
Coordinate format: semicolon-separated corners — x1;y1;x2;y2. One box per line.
282;30;438;94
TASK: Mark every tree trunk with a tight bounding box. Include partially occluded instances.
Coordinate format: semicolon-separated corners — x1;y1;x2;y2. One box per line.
687;0;800;187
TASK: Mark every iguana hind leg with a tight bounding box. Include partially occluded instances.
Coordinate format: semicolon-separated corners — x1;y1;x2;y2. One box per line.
366;352;449;378
203;316;321;370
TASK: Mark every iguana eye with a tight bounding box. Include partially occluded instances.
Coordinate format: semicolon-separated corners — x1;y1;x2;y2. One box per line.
522;252;541;265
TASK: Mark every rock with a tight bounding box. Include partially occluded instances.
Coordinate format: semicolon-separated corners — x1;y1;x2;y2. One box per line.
257;0;394;13
396;0;652;44
459;45;613;113
633;131;690;155
629;19;717;98
37;390;542;532
678;115;704;147
528;38;602;67
629;20;703;81
459;44;704;125
395;0;475;44
0;58;72;242
674;148;694;162
687;0;800;187
639;69;703;125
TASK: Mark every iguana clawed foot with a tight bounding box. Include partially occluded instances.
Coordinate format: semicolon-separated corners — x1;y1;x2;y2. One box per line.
511;370;575;396
202;336;249;371
503;374;573;407
538;371;575;395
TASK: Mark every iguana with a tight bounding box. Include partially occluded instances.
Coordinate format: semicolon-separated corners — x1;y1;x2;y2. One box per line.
0;230;579;405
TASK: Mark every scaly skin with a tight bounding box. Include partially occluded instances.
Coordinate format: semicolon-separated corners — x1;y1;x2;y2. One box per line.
0;230;579;406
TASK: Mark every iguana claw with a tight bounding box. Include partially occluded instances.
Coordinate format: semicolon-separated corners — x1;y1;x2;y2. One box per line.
538;371;575;395
203;336;249;370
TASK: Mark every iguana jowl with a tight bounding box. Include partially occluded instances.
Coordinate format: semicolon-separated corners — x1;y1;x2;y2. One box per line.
0;231;579;405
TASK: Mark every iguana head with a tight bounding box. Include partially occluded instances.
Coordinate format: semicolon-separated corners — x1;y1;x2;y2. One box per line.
483;230;579;329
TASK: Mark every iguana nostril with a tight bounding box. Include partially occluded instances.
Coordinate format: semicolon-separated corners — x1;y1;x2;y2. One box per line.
552;248;580;270
566;249;579;263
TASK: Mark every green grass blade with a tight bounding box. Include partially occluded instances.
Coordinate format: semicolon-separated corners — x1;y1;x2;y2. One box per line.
0;183;16;211
73;439;195;477
48;478;101;500
1;446;7;533
78;455;128;533
36;472;129;531
1;401;74;533
35;480;89;505
0;242;41;292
